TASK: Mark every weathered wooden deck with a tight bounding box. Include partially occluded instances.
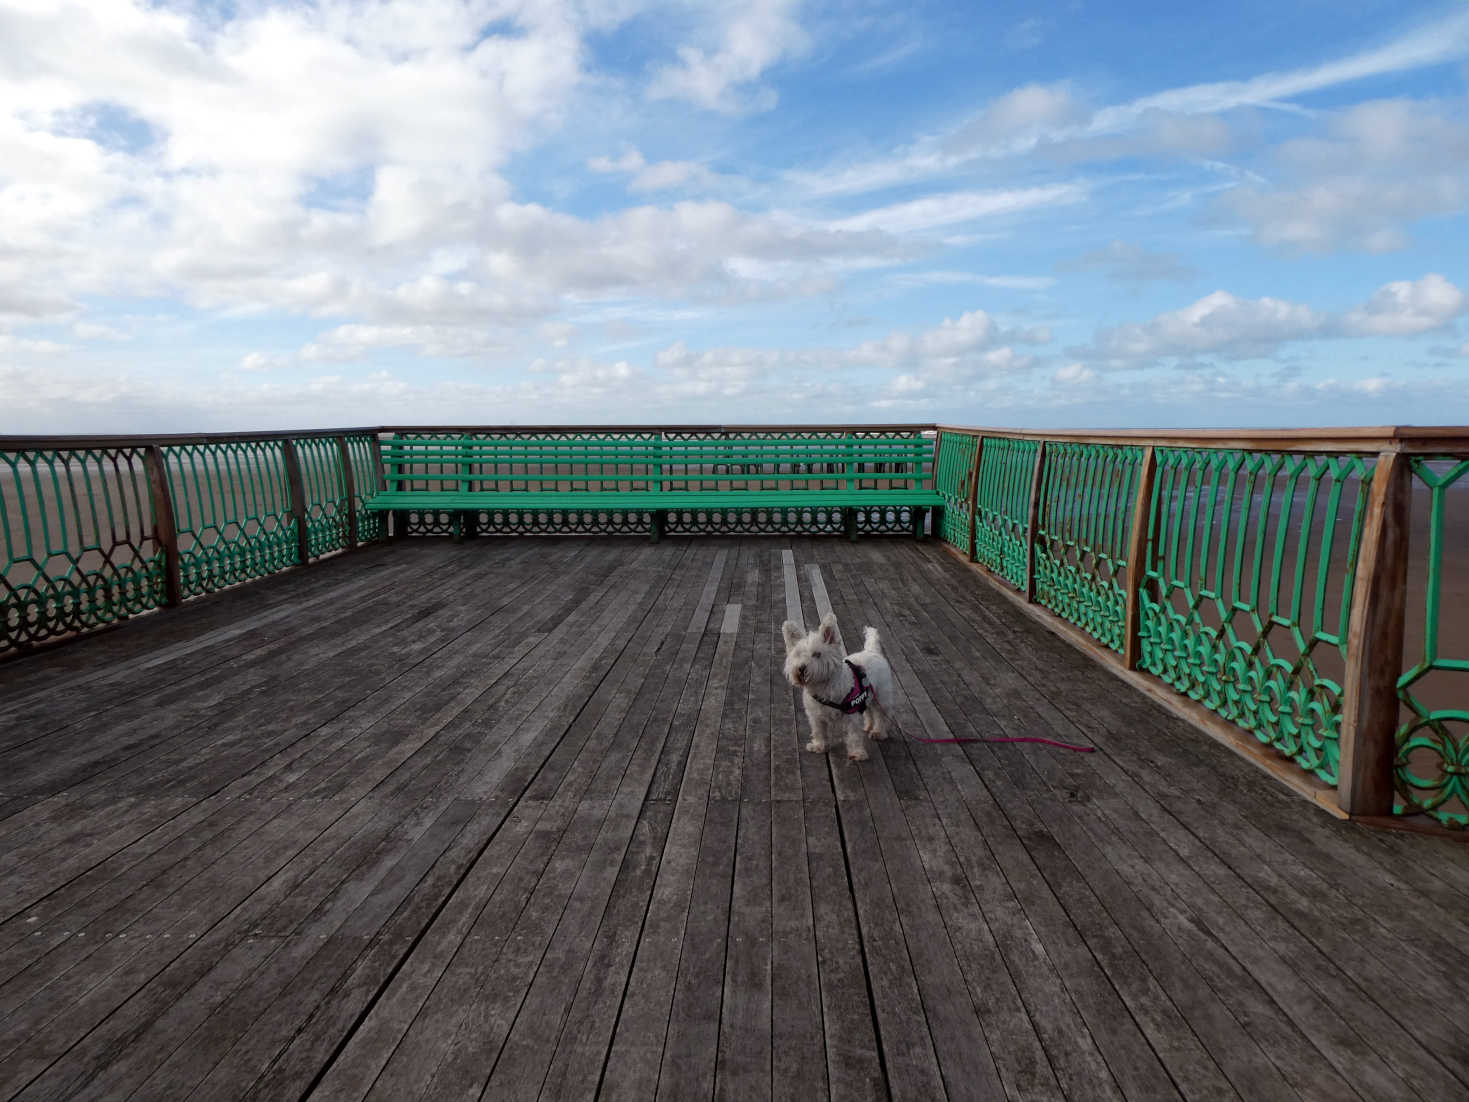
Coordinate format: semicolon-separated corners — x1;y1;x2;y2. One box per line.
1;538;1466;1101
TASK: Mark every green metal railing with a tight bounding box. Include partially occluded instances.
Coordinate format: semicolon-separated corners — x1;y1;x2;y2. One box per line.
934;425;1469;828
1398;457;1469;825
4;422;1467;829
0;446;165;648
1036;442;1142;654
2;428;383;652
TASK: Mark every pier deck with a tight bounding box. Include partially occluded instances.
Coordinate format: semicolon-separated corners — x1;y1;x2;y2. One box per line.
1;538;1465;1100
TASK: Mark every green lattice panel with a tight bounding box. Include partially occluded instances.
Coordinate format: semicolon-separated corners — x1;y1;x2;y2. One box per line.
164;441;299;598
935;430;978;556
292;436;350;559
1139;448;1372;783
346;434;386;543
2;447;164;652
1034;442;1142;652
974;437;1037;589
1396;457;1469;827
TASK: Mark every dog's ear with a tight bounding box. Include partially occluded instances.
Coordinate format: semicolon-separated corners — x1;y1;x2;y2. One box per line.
781;621;804;651
818;612;841;645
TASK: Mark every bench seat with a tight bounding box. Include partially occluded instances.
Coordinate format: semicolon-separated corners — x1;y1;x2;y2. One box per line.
364;432;943;538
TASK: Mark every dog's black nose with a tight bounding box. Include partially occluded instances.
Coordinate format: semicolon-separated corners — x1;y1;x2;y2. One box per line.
797;665;807;679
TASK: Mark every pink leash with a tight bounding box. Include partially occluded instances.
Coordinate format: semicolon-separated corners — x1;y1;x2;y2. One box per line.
910;734;1095;752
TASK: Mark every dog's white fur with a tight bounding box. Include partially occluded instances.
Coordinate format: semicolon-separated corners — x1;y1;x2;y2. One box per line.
781;612;896;761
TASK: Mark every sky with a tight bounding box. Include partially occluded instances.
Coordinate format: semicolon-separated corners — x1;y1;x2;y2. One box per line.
2;0;1468;433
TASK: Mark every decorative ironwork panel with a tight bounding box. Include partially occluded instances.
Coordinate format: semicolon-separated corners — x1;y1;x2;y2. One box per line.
664;505;913;536
974;436;1038;589
291;436;349;559
1139;448;1372;783
1396;457;1469;827
935;431;979;556
1035;442;1142;652
346;433;385;543
1;447;164;652
163;441;298;598
473;509;654;536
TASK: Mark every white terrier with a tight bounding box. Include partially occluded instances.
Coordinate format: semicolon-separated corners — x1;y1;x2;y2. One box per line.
781;612;896;761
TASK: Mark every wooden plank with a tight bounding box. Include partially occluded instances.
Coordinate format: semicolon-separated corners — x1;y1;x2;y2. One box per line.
1337;449;1410;816
658;797;740;1100
532;800;676;1100
906;540;1469;1092
341;550;699;1100
328;549;707;1100
853;772;1007;1098
835;551;1119;1102
597;596;743;1098
800;795;885;1099
767;799;826;1101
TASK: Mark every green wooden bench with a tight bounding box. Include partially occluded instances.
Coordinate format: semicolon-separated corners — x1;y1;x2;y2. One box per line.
363;434;944;539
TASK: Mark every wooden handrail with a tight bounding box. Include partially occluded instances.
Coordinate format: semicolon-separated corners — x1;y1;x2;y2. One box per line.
934;424;1469;454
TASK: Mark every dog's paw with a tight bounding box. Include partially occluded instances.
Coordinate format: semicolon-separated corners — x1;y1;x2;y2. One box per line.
805;740;827;753
847;748;869;762
869;728;888;741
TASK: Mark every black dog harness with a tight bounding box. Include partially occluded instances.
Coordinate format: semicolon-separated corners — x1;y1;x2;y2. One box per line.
817;660;876;715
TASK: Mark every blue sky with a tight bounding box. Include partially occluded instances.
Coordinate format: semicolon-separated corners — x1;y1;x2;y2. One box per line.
1;0;1467;432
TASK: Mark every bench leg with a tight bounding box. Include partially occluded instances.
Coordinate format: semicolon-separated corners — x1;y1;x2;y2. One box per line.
843;507;858;542
392;510;408;540
463;509;479;540
913;506;929;540
650;509;666;543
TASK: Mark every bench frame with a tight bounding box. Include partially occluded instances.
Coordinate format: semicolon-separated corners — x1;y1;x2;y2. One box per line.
364;429;944;541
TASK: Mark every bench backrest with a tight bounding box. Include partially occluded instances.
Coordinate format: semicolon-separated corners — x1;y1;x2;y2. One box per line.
379;433;934;494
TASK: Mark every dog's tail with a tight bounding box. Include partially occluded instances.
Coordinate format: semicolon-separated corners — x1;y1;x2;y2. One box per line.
863;626;882;654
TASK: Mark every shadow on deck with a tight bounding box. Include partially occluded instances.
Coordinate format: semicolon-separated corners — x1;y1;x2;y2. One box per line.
1;538;1466;1101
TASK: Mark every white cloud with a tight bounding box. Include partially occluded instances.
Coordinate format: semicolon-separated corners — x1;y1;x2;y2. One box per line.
889;271;1056;290
832;184;1086;235
1005;18;1052;52
1074;274;1469;372
1341;274;1467;336
1221;98;1469;252
301;323;508;361
793;9;1469;198
1087;290;1327;365
1064;240;1197;284
646;0;808;113
239;352;291;372
588;147;726;193
73;322;130;341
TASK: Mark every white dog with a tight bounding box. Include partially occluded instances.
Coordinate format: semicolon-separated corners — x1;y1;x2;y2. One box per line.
781;612;896;761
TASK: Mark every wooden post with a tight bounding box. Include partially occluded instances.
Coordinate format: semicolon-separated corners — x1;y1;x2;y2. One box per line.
335;435;359;550
142;446;182;607
281;438;310;565
966;435;984;563
1338;450;1411;817
459;432;477;541
1024;441;1047;602
1123;445;1159;670
376;433;407;541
